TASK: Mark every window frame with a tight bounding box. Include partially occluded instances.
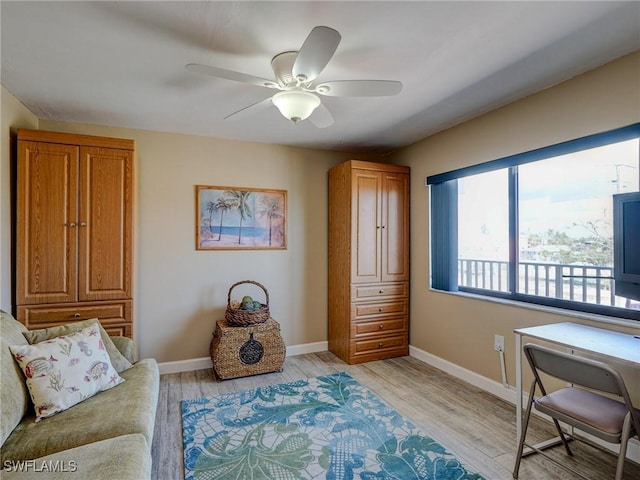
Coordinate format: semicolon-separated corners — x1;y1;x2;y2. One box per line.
428;123;640;322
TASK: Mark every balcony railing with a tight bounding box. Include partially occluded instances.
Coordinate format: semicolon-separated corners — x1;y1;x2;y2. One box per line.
457;259;628;308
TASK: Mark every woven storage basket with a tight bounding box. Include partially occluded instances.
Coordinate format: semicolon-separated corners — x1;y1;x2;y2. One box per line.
225;280;270;326
210;319;285;380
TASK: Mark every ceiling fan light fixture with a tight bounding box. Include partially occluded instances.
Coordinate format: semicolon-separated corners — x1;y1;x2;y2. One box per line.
187;26;401;127
272;91;320;123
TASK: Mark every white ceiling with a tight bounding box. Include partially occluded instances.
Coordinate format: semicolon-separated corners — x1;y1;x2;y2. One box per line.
2;1;639;153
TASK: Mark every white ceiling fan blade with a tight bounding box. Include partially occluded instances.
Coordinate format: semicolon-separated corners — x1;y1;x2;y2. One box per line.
292;26;341;83
316;80;403;97
224;97;274;120
186;63;278;88
308;103;334;128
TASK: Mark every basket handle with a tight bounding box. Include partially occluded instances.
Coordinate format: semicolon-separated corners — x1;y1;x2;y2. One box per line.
227;280;269;306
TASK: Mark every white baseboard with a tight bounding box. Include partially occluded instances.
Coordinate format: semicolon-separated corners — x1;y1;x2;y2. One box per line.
409;345;519;404
284;341;328;356
158;357;212;375
409;344;640;464
157;341;328;375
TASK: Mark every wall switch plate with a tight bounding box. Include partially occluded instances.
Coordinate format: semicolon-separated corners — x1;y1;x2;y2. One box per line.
494;334;505;352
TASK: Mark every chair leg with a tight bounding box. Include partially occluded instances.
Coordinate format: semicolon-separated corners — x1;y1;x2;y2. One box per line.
513;380;536;479
549;417;573;456
615;414;632;480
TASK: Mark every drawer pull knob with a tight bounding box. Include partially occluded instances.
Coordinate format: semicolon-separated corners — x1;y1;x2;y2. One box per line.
379;290;384;294
378;342;384;348
67;222;77;227
378;308;384;312
379;324;384;329
74;313;81;318
80;222;87;227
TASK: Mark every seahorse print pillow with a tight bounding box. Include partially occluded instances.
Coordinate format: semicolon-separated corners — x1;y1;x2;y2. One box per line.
9;324;124;422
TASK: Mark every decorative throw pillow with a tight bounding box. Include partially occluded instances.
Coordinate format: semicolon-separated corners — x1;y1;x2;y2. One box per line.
10;324;125;422
23;318;133;373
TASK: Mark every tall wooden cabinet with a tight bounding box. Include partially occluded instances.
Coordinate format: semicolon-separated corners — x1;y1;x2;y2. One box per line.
328;160;409;364
15;129;135;337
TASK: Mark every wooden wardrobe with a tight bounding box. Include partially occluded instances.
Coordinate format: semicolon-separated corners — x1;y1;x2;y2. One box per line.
328;160;409;364
15;129;135;337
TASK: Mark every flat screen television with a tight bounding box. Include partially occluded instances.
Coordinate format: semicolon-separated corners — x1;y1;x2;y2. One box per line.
613;191;640;301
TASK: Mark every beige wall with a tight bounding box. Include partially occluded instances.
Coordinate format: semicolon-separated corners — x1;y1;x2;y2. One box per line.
391;52;640;393
11;116;366;362
0;86;39;311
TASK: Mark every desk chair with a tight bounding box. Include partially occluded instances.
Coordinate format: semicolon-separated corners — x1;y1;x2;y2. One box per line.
513;343;640;480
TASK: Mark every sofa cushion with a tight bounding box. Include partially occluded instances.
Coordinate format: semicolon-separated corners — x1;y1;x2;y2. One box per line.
0;433;151;480
0;310;31;446
23;318;133;373
110;335;136;364
10;324;125;422
1;358;159;462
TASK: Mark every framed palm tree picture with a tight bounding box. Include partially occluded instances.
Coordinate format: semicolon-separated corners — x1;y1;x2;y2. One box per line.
195;185;287;250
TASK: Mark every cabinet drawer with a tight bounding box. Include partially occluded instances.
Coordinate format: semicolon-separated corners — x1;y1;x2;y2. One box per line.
351;282;408;302
102;324;133;337
352;317;407;337
17;301;133;338
351;300;407;319
352;334;407;354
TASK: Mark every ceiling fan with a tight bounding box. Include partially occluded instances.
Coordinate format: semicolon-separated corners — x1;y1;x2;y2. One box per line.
186;26;402;128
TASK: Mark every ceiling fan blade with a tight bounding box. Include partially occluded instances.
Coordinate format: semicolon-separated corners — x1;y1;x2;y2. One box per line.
224;96;274;120
186;63;278;88
292;26;341;83
308;103;334;128
316;80;403;97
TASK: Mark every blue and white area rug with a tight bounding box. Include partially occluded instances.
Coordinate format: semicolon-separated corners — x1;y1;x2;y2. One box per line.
181;372;485;480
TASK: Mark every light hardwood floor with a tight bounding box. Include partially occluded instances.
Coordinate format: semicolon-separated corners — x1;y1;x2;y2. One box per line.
152;352;640;479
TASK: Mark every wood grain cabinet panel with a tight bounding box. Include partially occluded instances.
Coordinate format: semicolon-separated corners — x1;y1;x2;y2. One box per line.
79;146;133;301
381;172;410;282
351;282;408;302
351;170;381;283
352;300;408;319
351;317;407;337
17;300;132;337
329;160;409;364
17;141;79;305
15;129;135;338
353;334;407;353
350;333;409;363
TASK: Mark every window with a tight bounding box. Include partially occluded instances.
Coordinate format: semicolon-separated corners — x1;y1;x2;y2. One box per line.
428;124;640;321
458;169;509;292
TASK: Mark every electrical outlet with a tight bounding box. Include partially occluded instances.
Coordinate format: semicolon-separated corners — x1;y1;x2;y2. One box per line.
494;334;504;352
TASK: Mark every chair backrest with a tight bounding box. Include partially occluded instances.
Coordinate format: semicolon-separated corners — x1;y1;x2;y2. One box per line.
523;343;629;398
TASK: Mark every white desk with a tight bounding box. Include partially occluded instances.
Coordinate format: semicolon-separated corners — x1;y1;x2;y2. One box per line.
514;322;640;444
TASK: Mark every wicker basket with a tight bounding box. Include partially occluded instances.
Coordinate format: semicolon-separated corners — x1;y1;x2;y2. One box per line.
224;280;270;326
210;319;285;380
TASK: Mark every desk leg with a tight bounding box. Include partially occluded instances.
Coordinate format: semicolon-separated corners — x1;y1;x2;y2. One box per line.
515;332;523;442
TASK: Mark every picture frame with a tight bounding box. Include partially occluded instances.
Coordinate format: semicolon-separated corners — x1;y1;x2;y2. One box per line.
195;185;287;250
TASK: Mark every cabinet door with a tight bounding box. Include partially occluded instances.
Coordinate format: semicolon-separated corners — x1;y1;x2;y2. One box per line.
351;169;381;283
78;147;133;301
17;142;79;305
381;172;409;282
